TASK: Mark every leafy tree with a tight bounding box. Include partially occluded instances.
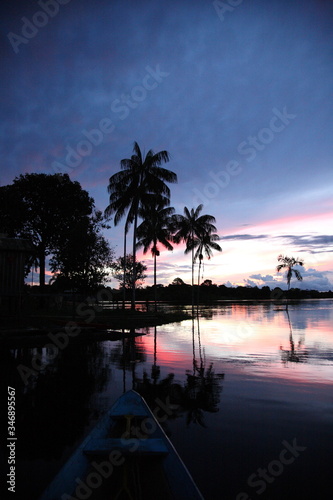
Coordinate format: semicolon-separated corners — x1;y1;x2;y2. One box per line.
201;279;213;286
111;254;147;289
50;211;114;291
0;173;94;287
105;142;177;308
170;277;188;286
137;201;174;310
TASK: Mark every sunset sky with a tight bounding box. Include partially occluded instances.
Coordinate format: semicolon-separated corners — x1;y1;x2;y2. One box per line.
1;0;332;290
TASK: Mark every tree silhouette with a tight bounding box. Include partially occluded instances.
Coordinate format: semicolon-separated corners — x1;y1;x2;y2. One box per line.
276;254;304;290
171;277;188;286
111;254;147;289
276;254;304;310
105;142;177;309
50;210;113;292
137;201;174;311
0;173;94;287
190;229;222;303
172;205;218;309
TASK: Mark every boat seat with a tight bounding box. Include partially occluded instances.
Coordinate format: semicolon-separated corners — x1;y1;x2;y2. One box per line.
111;411;150;419
83;438;169;457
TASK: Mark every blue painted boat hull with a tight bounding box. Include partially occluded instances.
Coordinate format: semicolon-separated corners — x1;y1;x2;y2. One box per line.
39;390;204;499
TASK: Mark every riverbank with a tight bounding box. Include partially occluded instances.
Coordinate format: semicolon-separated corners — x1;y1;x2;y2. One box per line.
0;308;191;344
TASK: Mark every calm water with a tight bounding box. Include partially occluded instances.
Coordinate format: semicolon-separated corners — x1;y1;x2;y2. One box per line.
1;299;333;500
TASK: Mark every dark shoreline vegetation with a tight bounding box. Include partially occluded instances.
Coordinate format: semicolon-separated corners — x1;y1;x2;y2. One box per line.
1;283;331;340
0;309;191;347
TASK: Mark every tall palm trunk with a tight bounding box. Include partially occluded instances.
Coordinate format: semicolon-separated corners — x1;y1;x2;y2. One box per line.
131;204;139;310
122;228;126;309
197;256;203;305
38;241;46;308
154;252;157;312
39;242;46;288
286;280;290;311
191;230;195;312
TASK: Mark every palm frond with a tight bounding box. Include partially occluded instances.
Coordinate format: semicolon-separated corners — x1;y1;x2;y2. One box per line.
193;204;203;219
183;206;191;219
293;269;303;281
276;254;304;287
132;141;143;163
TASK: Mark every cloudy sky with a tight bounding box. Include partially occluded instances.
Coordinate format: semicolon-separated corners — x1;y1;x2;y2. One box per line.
1;0;332;290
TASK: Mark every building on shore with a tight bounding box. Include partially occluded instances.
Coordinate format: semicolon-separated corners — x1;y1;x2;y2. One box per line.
0;234;35;315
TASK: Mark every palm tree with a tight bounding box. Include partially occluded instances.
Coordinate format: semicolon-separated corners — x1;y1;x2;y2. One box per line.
276;254;304;310
171;205;218;308
190;229;222;303
192;230;222;288
276;254;304;290
105;142;177;309
137;201;175;311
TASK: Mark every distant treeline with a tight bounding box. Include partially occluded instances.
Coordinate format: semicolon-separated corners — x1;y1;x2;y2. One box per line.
25;282;332;304
122;283;333;303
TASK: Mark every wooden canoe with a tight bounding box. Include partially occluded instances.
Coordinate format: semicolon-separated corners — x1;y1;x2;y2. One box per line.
39;390;204;499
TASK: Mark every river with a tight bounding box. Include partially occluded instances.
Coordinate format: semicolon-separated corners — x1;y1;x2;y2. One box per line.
1;299;332;499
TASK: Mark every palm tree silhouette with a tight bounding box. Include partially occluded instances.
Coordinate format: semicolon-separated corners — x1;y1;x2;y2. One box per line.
276;254;304;290
276;254;304;309
172;205;218;309
105;142;177;309
137;201;175;311
191;229;222;301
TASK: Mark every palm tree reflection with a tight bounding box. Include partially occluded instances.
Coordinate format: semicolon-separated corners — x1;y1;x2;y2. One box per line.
184;360;224;426
280;308;308;365
135;318;224;428
183;315;224;426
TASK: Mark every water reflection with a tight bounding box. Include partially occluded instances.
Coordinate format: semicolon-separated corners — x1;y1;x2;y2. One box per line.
280;308;309;365
2;300;332;500
0;343;114;461
135;317;224;428
109;331;147;391
183;316;224;426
